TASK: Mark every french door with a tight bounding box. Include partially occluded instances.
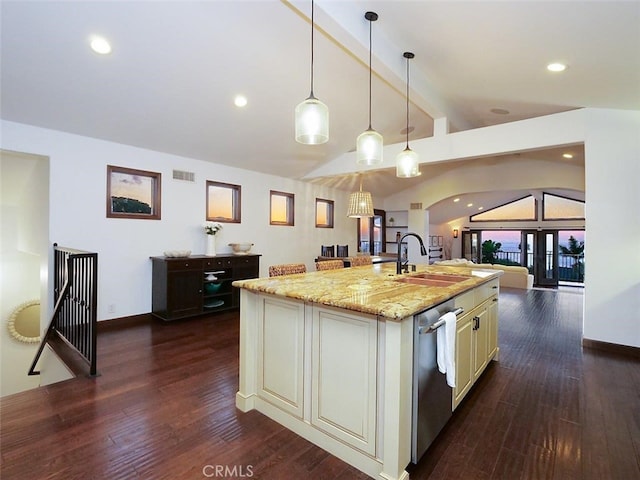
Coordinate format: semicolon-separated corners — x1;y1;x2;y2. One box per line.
461;231;480;263
357;209;385;255
535;230;559;288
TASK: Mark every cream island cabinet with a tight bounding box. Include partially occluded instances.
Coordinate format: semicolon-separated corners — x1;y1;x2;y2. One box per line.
234;264;502;480
452;278;500;409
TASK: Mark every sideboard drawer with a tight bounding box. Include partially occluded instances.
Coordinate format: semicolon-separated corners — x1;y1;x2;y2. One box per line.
166;258;203;271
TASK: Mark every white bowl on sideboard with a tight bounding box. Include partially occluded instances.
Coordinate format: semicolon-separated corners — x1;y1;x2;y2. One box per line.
163;250;191;258
228;243;253;255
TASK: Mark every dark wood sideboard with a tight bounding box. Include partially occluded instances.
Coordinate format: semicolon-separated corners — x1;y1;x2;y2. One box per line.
150;254;260;321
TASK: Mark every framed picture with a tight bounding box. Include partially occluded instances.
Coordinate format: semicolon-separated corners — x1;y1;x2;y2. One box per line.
107;165;161;220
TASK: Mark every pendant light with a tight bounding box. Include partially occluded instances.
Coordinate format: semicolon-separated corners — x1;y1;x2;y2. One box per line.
347;175;374;218
396;52;420;178
356;12;383;166
295;0;329;145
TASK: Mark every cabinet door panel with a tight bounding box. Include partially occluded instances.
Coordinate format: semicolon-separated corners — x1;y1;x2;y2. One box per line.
454;313;474;409
166;270;202;318
312;307;377;455
258;297;305;418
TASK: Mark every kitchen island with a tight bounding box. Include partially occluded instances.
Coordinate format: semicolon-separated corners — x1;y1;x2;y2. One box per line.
233;263;502;480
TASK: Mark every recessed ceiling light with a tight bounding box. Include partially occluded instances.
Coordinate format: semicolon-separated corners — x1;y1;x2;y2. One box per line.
90;36;112;55
547;62;566;72
234;95;248;108
490;108;510;115
478;207;484;210
467;203;473;207
563;153;573;159
453;198;460;203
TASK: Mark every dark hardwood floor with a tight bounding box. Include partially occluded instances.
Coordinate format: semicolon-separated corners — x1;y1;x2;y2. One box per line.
1;288;638;479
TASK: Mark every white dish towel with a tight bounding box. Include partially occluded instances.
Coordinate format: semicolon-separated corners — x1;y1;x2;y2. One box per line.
436;311;457;388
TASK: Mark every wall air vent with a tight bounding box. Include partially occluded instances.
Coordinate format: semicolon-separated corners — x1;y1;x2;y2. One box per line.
410;203;423;210
172;169;195;182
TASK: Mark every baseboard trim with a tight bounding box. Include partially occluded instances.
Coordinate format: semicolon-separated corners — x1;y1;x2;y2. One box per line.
97;313;153;332
582;338;640;359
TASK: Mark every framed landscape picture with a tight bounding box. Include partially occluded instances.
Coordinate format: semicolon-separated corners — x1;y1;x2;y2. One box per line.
106;165;161;220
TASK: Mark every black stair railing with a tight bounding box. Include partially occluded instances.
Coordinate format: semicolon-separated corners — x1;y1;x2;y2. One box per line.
29;244;98;376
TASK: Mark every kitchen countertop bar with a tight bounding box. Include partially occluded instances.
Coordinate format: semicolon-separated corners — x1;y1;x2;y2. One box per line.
233;263;501;319
234;263;502;480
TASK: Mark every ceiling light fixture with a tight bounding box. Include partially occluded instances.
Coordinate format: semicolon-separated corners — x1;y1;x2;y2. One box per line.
356;12;383;166
547;62;567;72
234;95;248;107
347;175;374;218
295;0;329;145
396;52;420;178
563;153;573;159
90;36;111;55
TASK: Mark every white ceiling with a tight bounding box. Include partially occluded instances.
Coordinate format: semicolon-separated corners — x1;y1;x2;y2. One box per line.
2;1;638;222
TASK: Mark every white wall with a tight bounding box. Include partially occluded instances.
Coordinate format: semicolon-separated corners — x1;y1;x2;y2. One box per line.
583;109;640;347
0;151;52;396
1;121;356;321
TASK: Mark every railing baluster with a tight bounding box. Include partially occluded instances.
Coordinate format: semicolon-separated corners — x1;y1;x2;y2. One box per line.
29;245;99;377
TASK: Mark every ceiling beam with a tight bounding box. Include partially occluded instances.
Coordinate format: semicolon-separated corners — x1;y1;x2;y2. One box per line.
303;109;586;179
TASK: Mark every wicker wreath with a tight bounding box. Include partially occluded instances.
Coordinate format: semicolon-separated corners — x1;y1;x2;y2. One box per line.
7;299;41;343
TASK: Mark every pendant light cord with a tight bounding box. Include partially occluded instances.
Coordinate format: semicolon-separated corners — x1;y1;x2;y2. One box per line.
405;56;409;148
368;17;372;129
310;0;315;97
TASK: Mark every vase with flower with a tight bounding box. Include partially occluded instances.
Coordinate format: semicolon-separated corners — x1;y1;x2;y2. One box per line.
204;221;223;256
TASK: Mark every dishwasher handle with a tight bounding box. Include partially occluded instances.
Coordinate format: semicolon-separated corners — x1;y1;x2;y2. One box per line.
418;307;464;335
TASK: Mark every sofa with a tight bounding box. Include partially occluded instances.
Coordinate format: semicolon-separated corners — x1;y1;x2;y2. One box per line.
434;258;533;289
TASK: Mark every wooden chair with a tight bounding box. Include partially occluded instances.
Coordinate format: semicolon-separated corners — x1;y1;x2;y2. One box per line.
336;245;349;257
315;259;344;271
321;245;335;257
268;263;307;277
349;255;373;267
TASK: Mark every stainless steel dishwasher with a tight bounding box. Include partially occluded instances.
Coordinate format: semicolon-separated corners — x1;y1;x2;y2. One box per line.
411;300;464;464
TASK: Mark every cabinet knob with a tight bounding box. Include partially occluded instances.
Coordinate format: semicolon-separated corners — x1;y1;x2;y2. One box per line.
492;285;498;289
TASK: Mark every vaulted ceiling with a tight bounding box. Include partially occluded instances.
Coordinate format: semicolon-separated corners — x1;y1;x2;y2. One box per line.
2;1;638;221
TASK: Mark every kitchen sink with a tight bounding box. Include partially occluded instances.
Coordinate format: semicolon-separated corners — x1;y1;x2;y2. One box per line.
409;273;471;282
395;273;471;287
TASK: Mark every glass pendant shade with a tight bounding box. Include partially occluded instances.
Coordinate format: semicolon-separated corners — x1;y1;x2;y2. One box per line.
295;0;328;145
356;128;383;166
357;11;382;166
347;177;374;218
396;51;420;178
295;95;329;144
396;147;419;178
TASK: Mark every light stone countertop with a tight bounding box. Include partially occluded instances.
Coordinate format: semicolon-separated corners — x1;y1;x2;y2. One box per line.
233;263;502;320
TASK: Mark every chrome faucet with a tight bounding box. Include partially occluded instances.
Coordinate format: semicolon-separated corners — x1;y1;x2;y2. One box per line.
397;232;428;274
